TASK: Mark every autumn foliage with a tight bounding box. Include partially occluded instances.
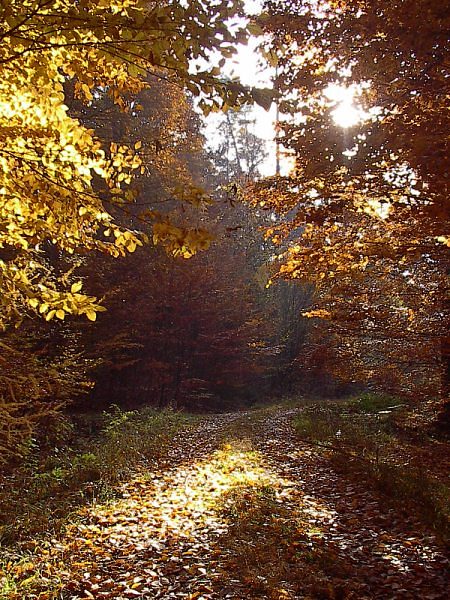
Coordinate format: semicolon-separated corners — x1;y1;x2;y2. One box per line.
0;0;266;329
253;0;449;401
0;2;449;598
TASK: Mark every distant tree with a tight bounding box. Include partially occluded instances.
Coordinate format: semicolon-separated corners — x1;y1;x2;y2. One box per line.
80;240;275;410
267;280;313;393
61;74;274;411
209;106;268;183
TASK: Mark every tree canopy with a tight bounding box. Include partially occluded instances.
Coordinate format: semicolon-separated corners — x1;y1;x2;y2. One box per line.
252;0;449;397
0;0;272;328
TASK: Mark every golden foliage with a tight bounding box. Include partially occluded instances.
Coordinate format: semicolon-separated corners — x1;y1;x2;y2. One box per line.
0;0;260;328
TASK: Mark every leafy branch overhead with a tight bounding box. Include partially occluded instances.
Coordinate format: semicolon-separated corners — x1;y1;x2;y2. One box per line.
250;0;449;399
0;0;271;329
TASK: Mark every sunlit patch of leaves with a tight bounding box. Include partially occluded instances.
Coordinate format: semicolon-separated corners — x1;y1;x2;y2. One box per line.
1;405;448;599
0;407;196;547
1;433;280;598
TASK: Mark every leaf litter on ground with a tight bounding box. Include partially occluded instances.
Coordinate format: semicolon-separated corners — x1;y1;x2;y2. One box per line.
1;405;448;599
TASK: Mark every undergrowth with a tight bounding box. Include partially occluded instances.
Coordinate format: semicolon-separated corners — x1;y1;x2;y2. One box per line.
293;393;450;543
0;406;196;547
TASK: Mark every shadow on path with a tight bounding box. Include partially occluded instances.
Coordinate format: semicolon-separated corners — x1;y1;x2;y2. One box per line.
3;407;448;599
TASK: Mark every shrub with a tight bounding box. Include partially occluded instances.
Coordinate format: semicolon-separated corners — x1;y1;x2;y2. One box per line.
292;398;449;542
0;333;92;466
0;406;195;545
351;392;404;413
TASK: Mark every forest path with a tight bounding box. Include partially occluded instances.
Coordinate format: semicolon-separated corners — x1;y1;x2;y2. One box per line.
16;406;449;599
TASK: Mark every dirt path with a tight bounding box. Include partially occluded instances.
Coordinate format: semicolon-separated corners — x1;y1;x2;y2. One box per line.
7;407;449;599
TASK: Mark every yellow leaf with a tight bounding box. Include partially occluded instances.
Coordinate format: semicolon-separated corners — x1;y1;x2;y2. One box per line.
86;310;97;321
20;575;37;587
56;309;65;320
71;281;82;293
39;303;49;314
134;140;142;150
46;310;56;321
302;309;332;319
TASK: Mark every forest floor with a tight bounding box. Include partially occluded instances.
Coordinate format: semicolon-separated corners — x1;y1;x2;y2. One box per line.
1;403;449;599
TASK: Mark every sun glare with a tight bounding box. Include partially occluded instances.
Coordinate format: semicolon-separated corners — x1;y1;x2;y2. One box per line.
325;83;368;128
332;102;363;128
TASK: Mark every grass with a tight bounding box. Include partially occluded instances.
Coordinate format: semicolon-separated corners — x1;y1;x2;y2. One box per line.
0;405;197;548
292;393;450;543
353;391;404;413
